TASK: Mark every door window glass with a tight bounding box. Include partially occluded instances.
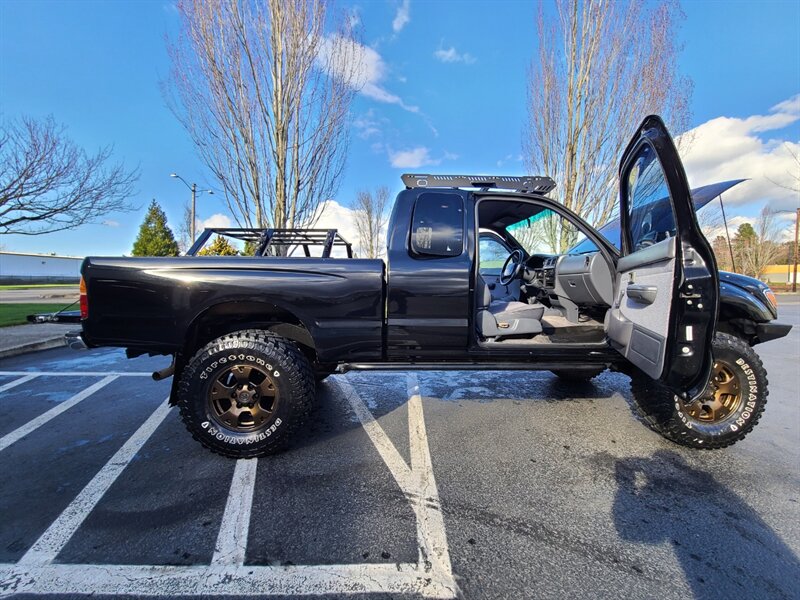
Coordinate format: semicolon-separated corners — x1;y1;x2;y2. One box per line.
410;193;464;257
625;144;676;252
479;236;510;273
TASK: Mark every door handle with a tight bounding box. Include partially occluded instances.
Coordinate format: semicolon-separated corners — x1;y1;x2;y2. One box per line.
627;283;657;305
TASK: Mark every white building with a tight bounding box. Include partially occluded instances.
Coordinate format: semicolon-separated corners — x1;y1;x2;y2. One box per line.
0;251;83;284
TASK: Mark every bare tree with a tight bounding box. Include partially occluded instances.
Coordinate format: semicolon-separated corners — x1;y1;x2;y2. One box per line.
767;143;800;193
524;0;692;252
0;115;137;235
737;207;783;280
353;186;390;258
166;0;361;238
177;201;194;254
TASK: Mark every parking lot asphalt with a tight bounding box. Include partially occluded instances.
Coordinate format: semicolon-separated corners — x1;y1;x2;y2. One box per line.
0;301;798;599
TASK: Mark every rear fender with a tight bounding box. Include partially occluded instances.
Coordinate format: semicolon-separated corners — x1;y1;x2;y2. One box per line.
168;301;317;405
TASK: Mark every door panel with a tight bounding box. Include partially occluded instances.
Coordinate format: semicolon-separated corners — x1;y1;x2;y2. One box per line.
609;237;675;378
608;116;719;399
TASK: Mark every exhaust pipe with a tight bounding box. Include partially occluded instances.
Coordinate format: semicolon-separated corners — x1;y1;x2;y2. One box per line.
152;358;176;381
65;331;87;350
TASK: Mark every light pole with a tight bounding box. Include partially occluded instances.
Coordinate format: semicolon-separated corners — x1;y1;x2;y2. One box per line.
170;173;213;243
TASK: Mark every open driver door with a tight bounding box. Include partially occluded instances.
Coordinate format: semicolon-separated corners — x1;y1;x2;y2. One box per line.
607;115;719;401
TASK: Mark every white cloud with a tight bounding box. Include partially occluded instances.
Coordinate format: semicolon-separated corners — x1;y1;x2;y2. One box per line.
102;219;120;227
389;147;437;169
677;94;800;214
387;147;458;169
318;35;418;113
310;200;362;256
392;0;410;33
353;109;382;139
202;213;233;229
434;45;476;65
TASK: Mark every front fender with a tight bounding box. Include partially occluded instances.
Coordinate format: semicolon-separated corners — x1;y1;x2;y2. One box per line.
719;282;773;322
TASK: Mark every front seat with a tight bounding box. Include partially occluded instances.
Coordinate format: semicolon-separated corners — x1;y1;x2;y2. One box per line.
476;274;544;338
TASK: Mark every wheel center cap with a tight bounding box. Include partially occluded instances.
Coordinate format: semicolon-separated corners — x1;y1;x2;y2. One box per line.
238;390;253;404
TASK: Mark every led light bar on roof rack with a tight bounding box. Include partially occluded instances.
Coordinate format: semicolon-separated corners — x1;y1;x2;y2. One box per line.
401;173;556;194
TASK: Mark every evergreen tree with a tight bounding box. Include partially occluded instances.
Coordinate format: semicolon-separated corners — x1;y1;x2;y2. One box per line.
734;223;757;244
131;200;180;256
198;235;239;256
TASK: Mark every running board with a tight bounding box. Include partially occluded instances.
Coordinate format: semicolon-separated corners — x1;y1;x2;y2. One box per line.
338;360;614;373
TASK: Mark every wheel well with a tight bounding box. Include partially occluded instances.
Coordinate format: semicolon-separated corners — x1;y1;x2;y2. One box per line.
717;305;759;345
183;301;318;364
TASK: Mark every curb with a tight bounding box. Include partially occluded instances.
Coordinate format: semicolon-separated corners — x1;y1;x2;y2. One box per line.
0;336;67;359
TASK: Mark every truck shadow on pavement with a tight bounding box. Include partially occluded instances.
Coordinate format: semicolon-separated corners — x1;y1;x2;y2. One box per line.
612;450;800;600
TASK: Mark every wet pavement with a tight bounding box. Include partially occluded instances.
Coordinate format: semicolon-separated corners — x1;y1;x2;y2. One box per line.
0;300;797;599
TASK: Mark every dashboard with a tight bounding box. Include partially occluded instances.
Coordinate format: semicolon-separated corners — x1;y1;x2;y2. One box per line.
526;252;613;307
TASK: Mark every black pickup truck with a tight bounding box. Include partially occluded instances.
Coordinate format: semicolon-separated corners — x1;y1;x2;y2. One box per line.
75;116;791;458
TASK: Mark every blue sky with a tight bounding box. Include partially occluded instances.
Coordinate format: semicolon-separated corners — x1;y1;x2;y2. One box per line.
1;0;798;256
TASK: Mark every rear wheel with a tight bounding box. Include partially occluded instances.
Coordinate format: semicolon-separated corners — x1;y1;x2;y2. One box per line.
550;367;605;382
177;329;314;458
630;332;767;449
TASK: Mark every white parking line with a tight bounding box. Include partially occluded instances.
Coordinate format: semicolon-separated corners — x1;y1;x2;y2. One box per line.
407;373;454;582
0;562;454;597
17;397;172;566
336;378;416;492
0;371;153;377
0;375;118;453
212;458;258;566
336;376;458;598
0;373;40;393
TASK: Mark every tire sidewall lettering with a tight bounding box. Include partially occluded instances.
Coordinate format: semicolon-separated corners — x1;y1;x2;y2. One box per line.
195;349;286;449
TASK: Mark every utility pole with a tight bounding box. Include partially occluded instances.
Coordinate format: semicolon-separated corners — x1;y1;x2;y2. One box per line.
190;183;197;242
793;207;799;293
170;173;213;245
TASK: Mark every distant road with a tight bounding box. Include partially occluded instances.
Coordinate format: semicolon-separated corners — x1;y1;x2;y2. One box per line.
0;287;79;304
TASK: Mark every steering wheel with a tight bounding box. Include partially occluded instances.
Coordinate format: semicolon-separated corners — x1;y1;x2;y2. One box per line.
499;249;525;286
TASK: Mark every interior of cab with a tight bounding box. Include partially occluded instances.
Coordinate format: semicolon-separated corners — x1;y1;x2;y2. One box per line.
475;198;615;347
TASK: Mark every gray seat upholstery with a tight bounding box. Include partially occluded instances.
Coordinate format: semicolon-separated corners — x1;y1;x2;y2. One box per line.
476;274;544;338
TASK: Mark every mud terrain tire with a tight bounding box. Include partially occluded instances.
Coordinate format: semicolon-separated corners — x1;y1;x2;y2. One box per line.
630;332;768;449
177;329;314;458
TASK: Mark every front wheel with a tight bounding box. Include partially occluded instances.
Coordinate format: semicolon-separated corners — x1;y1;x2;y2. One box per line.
177;329;315;458
630;332;768;449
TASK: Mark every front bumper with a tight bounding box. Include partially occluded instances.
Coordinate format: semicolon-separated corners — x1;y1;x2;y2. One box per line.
65;331;87;350
755;322;792;345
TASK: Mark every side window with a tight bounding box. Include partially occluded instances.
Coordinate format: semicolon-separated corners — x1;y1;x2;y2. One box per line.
410;192;464;257
625;144;676;253
479;236;510;273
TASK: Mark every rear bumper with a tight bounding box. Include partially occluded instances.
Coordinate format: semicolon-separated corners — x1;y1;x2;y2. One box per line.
755;322;792;345
65;331;88;350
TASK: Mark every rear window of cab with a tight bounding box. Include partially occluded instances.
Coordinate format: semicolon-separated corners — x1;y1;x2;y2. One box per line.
409;193;464;257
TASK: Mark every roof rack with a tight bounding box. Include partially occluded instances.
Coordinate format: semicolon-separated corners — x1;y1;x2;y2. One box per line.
187;228;353;258
401;173;556;194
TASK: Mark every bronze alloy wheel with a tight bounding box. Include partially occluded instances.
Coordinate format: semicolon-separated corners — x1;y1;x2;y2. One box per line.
207;364;279;433
679;359;743;423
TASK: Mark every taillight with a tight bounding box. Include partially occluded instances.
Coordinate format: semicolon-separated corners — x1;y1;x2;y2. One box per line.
79;276;88;319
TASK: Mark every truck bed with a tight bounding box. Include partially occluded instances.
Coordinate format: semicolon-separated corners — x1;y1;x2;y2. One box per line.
81;256;386;362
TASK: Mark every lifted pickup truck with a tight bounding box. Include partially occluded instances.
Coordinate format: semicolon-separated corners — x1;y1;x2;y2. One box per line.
76;116;791;458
